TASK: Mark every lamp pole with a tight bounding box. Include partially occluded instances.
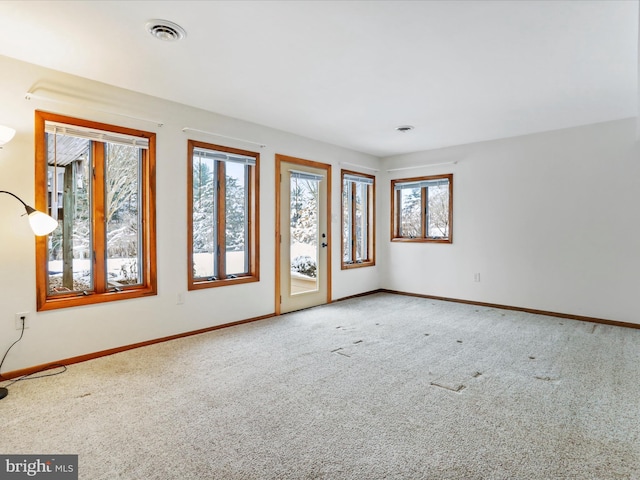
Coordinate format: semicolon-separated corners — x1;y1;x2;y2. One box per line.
0;191;58;399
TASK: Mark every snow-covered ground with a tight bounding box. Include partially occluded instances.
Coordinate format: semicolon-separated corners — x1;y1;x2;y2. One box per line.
49;242;319;284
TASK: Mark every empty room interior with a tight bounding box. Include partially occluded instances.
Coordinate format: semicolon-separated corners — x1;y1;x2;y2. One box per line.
0;1;639;478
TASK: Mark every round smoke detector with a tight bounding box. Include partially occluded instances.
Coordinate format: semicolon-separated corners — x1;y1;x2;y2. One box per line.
146;19;187;42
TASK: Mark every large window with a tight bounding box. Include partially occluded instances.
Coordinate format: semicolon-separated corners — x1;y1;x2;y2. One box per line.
341;170;375;268
35;111;157;310
391;174;453;243
188;140;259;289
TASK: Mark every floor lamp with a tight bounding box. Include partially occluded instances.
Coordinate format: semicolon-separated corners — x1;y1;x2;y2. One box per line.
0;126;59;400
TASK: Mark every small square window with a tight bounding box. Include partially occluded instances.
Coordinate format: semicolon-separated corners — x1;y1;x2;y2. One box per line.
391;174;452;243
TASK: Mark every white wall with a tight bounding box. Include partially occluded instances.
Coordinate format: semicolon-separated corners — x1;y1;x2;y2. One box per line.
0;55;382;372
380;119;640;324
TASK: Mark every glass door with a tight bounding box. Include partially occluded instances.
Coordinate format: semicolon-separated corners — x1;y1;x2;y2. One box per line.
277;157;330;314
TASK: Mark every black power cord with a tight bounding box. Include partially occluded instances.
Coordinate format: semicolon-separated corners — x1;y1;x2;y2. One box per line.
0;316;67;400
0;315;27;399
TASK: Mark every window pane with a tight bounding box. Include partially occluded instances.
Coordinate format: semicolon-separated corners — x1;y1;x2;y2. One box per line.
290;176;319;294
399;187;421;238
105;144;143;286
355;182;367;261
46;133;93;295
192;155;216;279
342;180;352;263
225;162;248;276
427;184;449;238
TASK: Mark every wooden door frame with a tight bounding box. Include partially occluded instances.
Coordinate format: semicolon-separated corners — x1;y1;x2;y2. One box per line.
275;154;332;315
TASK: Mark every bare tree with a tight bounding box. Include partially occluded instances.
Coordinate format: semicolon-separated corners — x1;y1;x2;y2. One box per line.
428;186;449;237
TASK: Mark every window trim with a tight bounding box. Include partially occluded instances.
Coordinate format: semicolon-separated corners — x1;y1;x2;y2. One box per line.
341;169;375;269
390;173;453;243
187;140;260;290
35;110;157;311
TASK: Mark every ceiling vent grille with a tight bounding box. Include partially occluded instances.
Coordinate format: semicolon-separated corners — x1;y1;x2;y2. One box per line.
146;20;186;42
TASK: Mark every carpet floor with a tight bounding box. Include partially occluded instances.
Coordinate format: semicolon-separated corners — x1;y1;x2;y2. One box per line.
1;292;639;479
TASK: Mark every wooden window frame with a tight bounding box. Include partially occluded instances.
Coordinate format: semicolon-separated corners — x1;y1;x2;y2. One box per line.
187;140;260;290
390;173;453;243
341;170;375;269
35;111;157;311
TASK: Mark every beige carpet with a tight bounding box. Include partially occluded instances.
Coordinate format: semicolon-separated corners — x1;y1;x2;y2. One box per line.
1;292;639;479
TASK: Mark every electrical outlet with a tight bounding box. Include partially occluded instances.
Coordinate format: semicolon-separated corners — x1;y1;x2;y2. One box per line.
15;312;30;330
177;293;185;305
474;273;481;283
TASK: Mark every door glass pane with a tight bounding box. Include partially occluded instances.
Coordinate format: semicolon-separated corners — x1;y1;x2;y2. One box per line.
399;187;421;238
46;134;93;295
105;144;143;286
192;155;216;279
225;162;248;276
290;175;319;294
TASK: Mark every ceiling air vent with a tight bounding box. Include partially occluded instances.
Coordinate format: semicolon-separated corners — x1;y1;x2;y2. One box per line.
146;20;187;42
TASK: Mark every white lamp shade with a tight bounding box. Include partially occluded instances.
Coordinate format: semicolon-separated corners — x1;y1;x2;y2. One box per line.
0;125;16;146
28;210;59;236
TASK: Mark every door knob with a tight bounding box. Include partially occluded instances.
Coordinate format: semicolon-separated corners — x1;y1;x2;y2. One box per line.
321;242;328;248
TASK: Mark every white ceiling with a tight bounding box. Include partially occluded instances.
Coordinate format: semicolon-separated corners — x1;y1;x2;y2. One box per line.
0;0;637;157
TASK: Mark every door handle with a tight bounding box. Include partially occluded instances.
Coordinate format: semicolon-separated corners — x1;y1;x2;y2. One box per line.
321;242;328;248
